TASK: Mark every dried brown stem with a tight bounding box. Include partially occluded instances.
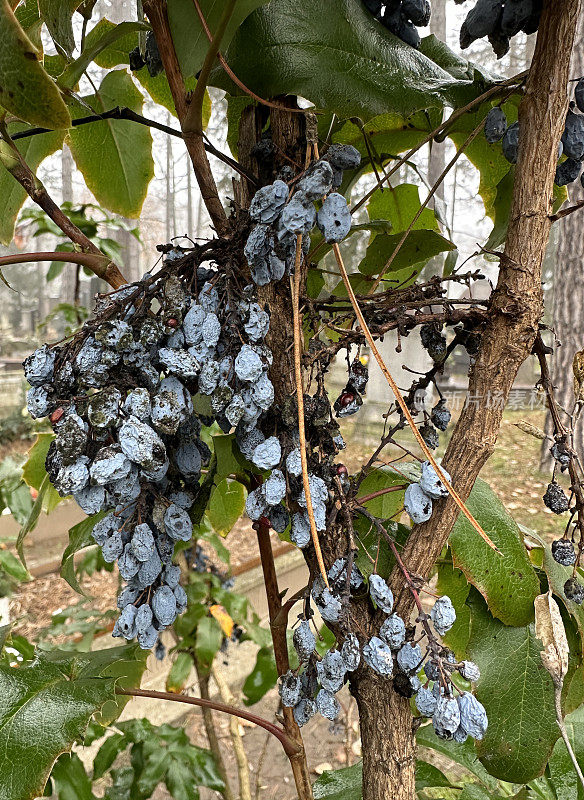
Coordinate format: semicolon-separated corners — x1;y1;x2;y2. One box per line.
254;519;314;799
196;664;235;800
331;241;498;551
291;234;329;586
212;664;252;800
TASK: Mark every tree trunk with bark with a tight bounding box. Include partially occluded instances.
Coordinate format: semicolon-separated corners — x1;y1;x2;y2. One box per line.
541;9;584;470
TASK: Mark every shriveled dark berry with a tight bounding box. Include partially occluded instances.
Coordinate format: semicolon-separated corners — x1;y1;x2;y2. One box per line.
431;401;451;432
543;482;570;515
420;324;447;362
420;423;439;450
552;539;577;567
564;577;584;605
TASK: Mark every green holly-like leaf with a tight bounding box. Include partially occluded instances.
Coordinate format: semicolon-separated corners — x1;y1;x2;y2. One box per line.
37;0;82;58
21;432;62;513
242;645;278;706
68;70;154;218
60;512;106;595
0;645;143;800
313;762;363;800
208;479;246;538
168;0;271;78
47;752;96;800
449;478;540;627
194;615;223;675
0;125;64;245
416;722;498;790
213;1;490;121
466;591;558;783
0;0;70;129
166;652;194;693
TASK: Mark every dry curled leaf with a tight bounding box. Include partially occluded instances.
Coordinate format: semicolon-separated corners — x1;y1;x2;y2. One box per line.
573;350;584;404
535;591;569;687
514;420;547;440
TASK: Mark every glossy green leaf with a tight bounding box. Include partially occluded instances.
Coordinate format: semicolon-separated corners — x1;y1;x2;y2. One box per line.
48;753;95;800
0;125;64;245
92;732;126;780
68;70;154;217
14;0;42;50
194;615;222;675
44;643;148;727
368;183;440;234
16;474;48;567
21;432;62;513
214;1;487;121
3;482;33;527
449;478;540;626
60;20;150;88
354;466;406;519
60;513;105;596
135;67;211;126
0;550;31;584
166;652;193;693
37;0;82;58
0;649;125;800
358;228;455;277
0;0;70;128
415;760;455;790
208;479;246;538
466;592;557;783
242;645;278;705
548;704;584;800
82;17;141;68
313;762;362;800
168;0;271;78
416;722;498;790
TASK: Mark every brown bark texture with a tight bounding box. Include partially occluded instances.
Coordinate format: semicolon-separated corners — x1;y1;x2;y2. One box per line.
541;9;584;468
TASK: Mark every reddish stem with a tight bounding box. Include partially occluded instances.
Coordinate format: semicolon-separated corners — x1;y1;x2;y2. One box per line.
115;687;299;756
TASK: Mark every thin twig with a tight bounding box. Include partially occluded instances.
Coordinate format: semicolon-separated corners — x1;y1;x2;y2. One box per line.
0;126;127;289
115;687;299;756
10;108;258;185
191;0;305;114
291;234;329;587
551;199;584;222
184;0;237;136
212;664;252;800
331;241;499;552
554;687;584;791
196;662;235;800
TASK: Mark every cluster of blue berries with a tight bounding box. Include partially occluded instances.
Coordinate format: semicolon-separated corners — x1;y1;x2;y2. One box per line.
484;79;584;187
24;252;282;648
244;144;359;288
362;0;431;49
279;556;487;742
457;0;541;59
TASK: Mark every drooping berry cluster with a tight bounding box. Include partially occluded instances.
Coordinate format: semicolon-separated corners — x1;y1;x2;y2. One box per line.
362;0;431;49
24;251;281;648
457;0;541;59
484;79;584;187
280;559;487;741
